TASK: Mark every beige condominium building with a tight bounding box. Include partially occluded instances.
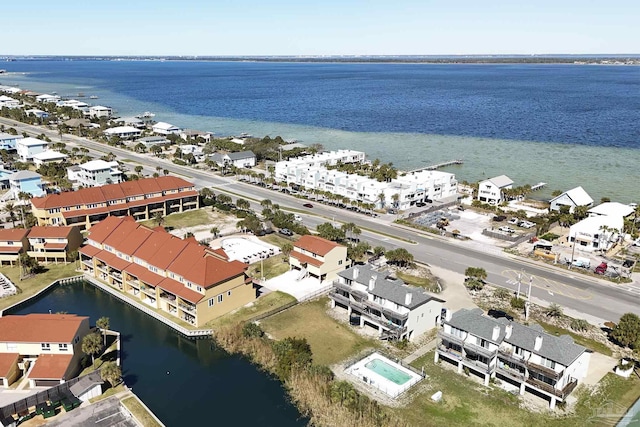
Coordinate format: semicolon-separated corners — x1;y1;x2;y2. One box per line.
289;235;349;282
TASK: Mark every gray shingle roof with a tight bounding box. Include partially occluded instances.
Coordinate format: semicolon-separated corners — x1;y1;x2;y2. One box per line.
488;175;513;188
9;170;41;180
444;308;586;366
337;264;444;310
228;151;255;161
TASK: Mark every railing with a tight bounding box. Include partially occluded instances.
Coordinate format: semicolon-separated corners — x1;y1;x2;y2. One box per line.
329;287;409;321
525;361;563;379
464;342;498;359
460;357;492;374
496;364;526;381
178;302;196;313
84;275;212;337
497;349;526;367
438;330;465;346
525;376;577;399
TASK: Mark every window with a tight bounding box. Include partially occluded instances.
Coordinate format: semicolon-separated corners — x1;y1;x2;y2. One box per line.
338;260;343;265
515;346;524;357
540;357;556;369
41;343;51;351
217;294;223;303
450;327;465;339
59;344;68;351
208;298;215;307
227;291;231;296
5;343;17;351
197;286;203;292
74;336;80;344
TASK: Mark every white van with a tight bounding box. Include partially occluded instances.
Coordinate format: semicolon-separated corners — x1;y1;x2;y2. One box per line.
294;214;302;222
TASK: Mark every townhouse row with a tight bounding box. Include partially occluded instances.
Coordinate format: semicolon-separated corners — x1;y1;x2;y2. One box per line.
31;176;199;230
0;226;82;266
78;216;256;327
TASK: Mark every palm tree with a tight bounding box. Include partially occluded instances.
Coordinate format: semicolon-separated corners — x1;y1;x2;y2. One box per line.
377;192;386;210
82;332;103;365
100;361;122;387
210;226;219;238
3;202;17;227
96;317;110;346
153;212;164;227
392;193;400;209
236;198;250;211
281;242;293;261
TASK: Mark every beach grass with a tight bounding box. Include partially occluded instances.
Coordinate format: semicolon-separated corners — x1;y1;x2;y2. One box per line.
0;263;79;312
247;255;291;280
140;208;211;229
402;351;640;427
260;297;379;366
536;319;613;356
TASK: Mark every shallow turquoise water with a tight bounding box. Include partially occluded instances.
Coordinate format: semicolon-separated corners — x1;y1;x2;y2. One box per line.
364;358;412;385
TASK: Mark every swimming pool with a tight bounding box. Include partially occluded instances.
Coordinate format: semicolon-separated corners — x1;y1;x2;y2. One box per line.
365;358;412;385
347;352;423;398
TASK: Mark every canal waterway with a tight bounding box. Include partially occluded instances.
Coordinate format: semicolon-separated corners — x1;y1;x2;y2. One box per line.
6;281;307;427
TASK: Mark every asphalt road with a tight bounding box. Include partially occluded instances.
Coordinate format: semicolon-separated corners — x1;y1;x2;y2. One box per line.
3;117;639;322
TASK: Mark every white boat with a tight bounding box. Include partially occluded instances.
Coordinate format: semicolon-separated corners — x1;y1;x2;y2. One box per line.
89;95;99;99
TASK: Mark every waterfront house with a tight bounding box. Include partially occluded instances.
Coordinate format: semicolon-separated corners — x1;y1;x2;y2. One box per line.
25;108;50;119
73;160;123;187
35;93;61;104
180;129;212;143
30;176;199;229
57;99;89;110
330;264;445;342
289;235;349;282
209;151;257;169
477;175;513;205
549;186;594;213
0;228;29;266
115;116;145;129
587;202;635;219
0;95;19;109
26;225;83;264
0;314;91;387
0;133;22;151
88;105;112;119
435;308;589;408
103;126;142;140
9;170;45;198
569;204;626;252
16;137;48;162
152;122;181;135
137;136;170;149
32;150;68;167
79;216;256;326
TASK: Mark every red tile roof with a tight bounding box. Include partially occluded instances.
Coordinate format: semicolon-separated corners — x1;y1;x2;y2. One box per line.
87;216;132;244
0;228;29;242
0;246;22;253
0;314;88;343
94;250;131;271
29;354;73;380
294;235;342;256
31;176;195;209
158;277;203;304
79;244;101;257
0;353;19;377
124;263;163;287
290;251;324;267
27;226;74;239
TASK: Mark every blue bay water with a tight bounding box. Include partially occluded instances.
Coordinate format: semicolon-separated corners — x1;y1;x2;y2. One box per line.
1;60;639;202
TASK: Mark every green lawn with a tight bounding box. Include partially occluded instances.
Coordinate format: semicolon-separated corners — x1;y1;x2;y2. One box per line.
396;271;438;292
141;208;211;229
247;256;291;280
260;297;379;366
536;319;613;356
402;351;640;427
207;291;296;328
0;263;79;311
121;396;163;427
259;233;295;248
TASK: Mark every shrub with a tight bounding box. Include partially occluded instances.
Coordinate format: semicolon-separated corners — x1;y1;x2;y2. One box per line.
611;313;640;348
540;233;560;241
493;288;511;300
545;303;563;318
242;322;264;338
465;278;484;291
570;318;589;332
510;297;526;309
394;339;409;350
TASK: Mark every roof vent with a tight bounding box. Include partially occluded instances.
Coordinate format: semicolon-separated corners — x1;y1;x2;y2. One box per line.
505;324;513;339
353;267;359;279
534;335;543;351
492;325;500;341
368;275;377;291
405;292;413;305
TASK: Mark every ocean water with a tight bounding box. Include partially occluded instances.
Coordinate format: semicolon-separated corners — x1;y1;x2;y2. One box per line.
1;60;639;202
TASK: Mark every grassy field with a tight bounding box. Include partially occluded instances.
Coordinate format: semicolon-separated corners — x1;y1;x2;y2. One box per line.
396;271;438;292
207;291;297;328
401;351;640;427
0;263;79;311
247;255;290;280
259;233;295;248
141;208;211;229
536;319;613;357
121;396;163;427
260;297;379;366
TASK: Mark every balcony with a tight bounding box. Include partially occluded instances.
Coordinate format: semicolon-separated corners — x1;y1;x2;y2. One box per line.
437;343;463;360
160;292;177;306
464;342;498;359
460;356;492;374
498;349;526;367
438;330;465;346
525;376;565;398
178;302;196;314
140;286;157;298
496;364;526;381
525;361;563;379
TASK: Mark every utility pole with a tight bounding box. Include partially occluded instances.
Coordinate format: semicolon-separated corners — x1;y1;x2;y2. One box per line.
569;233;576;269
525;275;533;321
516;270;522;299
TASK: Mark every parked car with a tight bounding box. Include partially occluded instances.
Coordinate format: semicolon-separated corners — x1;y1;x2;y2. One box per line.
279;228;293;236
493;215;507;222
294;214;302;222
571;257;591;269
519;220;536;229
595;262;608;275
508;218;519;225
487;309;514;321
302;203;313;208
498;226;515;233
416;202;426;207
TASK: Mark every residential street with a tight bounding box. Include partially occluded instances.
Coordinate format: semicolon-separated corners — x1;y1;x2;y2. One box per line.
3;117;639;323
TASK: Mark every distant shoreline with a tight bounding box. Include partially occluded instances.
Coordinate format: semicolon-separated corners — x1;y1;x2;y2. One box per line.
2;55;640;65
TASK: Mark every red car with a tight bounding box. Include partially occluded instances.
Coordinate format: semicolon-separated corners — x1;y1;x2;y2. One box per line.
595;262;608;275
303;203;313;208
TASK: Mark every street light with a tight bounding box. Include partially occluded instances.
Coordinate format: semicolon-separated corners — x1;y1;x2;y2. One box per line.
569;232;577;269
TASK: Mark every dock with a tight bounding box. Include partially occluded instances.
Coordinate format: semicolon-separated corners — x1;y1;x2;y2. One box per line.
408;159;464;174
531;182;546;191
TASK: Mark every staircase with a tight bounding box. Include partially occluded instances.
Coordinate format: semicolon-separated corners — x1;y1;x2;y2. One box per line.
296;268;307;281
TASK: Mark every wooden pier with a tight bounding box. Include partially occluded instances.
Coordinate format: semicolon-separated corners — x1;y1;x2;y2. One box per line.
408;159;464;174
531;182;547;191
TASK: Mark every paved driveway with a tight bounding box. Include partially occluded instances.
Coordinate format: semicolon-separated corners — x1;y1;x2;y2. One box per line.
261;270;331;301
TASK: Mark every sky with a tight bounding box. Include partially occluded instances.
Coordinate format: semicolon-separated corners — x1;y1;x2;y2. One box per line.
2;0;638;56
